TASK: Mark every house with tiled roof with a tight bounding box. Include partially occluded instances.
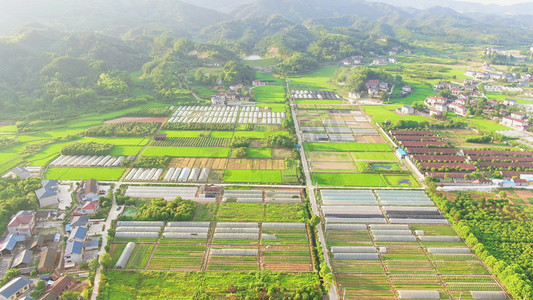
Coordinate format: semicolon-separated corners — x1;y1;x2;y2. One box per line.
41;276;74;300
80;201;98;215
35;180;59;208
38;246;58;273
7;211;35;237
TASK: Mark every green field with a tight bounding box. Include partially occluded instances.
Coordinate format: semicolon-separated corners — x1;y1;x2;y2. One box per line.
247;148;272;158
142;147;230;158
210;131;234;138
305;142;391;152
223;170;282;183
312;173;387;187
288;66;339;90
254;85;285;103
44;167;126;181
110;146;143;156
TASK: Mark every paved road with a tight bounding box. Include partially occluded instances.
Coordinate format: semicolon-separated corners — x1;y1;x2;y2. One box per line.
287;81;339;300
91;184;122;300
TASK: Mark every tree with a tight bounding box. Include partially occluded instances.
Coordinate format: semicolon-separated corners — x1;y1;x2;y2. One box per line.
89;258;100;271
234;147;247;158
35;280;46;290
62;291;80;300
100;253;112;269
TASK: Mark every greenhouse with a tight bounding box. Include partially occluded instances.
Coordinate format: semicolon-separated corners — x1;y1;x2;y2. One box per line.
117;221;165;227
162;232;208;239
115;242;135;268
326;224;367;231
331;246;377;253
116;226;161;232
333;253;379;260
114;232;159;238
427;247;471;254
469;291;507;299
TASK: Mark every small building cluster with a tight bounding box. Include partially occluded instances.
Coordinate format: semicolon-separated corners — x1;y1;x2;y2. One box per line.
366;79;389;98
211;83;253;106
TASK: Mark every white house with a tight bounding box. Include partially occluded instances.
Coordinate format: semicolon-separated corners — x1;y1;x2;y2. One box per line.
35;180;59;207
448;103;468;116
401;105;415;114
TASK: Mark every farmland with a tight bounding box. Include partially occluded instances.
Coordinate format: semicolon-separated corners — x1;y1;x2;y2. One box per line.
44;167;126;181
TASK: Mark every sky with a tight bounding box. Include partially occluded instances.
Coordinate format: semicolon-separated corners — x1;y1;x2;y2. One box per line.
455;0;532;4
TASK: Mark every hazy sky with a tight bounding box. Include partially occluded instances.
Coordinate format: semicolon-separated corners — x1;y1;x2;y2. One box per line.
455;0;532;4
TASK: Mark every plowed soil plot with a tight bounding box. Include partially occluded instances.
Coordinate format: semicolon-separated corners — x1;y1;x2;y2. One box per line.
104;117;167;124
170;158;228;169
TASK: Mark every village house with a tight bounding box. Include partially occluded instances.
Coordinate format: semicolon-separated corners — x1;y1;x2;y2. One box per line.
10;249;33;269
64;241;83;265
80;179;99;201
0;276;32;300
401;85;412;95
80;201;98;215
38;246;58;272
372;58;388;65
503;98;518;106
400;105;415;114
454;97;468;106
7;211;35;237
41;276;75;300
35;180;59;207
448;103;468;116
501;116;530;131
68;226;87;243
0;234;26;254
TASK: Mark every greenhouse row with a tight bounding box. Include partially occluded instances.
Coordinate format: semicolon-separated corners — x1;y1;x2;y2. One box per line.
223;189;263;203
123;168;164;182
161;167;210;182
50;155;125;167
124;186;215;202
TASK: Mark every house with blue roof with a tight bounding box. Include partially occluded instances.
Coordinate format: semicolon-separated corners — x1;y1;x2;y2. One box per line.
70;215;89;228
0;234;26;254
68;226;87;242
0;276;32;300
64;241;83;264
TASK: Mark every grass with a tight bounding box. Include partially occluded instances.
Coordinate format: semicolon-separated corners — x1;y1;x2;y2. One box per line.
223;170;283;183
44;167;126;181
305;142;391;152
247;148;272;158
351;152;397;161
142;147;230;158
362;105;434;124
254;85;285;103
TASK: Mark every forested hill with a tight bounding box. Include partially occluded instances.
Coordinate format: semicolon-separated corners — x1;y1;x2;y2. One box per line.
0;0;227;37
228;0;407;23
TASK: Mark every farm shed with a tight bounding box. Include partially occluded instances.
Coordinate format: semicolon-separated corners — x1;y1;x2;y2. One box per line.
162;232;208;239
115;242;135;268
331;246;377;253
398;290;440;299
333;253;379;260
117;221;164;227
115;226;161;232
114;232;159;239
427;247;471;254
326;224;367;231
470;291;507;299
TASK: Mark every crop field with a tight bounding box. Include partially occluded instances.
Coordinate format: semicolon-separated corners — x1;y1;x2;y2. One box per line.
126;244;154;269
142;146;231;157
351;152;397;161
100;271;321;299
254;85;285;103
148;244;205;271
322;189;507;299
246;148;272;158
44;167;126;181
223;170;283;183
233;130;289;139
157;130;203;137
362;105;433;124
217;203;305;222
151;137;231;147
288;66;338;90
